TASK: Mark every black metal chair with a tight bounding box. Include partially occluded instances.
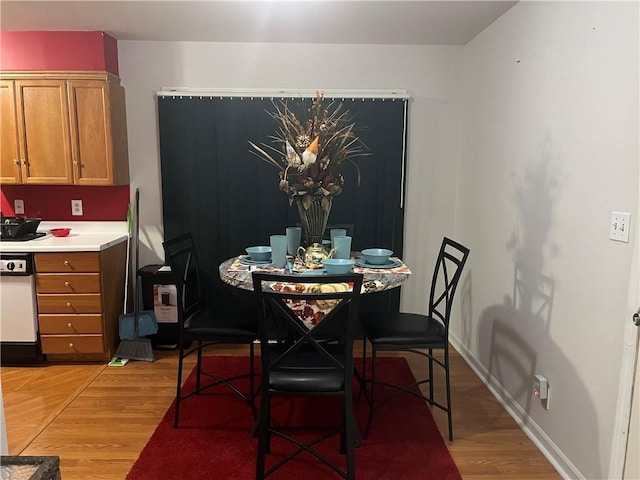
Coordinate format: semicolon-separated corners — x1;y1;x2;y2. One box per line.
162;232;257;428
360;237;470;441
252;271;364;480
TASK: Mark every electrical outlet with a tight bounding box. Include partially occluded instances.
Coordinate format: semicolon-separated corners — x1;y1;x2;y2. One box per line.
71;199;83;216
610;212;631;242
533;375;548;400
13;199;24;215
533;374;550;410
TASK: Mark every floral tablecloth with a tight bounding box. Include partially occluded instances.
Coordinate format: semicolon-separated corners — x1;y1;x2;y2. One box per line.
268;281;353;329
221;255;411;294
221;255;412;330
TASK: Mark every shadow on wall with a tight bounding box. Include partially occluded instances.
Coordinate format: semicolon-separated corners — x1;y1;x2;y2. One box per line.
476;298;600;478
473;145;602;478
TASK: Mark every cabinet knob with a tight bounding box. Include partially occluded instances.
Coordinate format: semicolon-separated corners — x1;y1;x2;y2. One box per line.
73;160;79;165
64;260;70;266
68;343;74;348
67;322;72;328
13;159;19;165
66;302;71;307
20;158;26;165
64;281;70;287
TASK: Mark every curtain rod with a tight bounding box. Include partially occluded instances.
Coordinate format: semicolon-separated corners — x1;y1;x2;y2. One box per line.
157;87;410;100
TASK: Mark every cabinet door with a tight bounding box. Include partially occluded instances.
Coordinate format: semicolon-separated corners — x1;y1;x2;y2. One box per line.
0;80;22;184
68;79;129;185
68;80;113;185
15;79;73;184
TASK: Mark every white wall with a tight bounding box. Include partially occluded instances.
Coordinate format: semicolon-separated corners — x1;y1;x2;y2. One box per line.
118;41;463;314
455;2;639;479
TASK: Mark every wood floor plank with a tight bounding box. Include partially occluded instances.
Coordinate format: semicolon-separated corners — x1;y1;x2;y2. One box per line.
2;344;562;479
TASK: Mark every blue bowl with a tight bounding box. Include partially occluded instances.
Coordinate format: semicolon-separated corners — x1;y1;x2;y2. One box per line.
322;258;355;274
361;248;393;265
245;246;271;261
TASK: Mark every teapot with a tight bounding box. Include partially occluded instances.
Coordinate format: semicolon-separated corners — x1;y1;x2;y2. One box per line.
297;243;335;270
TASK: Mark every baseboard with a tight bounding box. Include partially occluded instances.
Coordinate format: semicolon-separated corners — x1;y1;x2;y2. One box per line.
449;332;584;480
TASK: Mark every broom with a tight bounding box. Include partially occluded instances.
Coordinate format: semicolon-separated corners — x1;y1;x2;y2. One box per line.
118;196;158;341
116;188;156;362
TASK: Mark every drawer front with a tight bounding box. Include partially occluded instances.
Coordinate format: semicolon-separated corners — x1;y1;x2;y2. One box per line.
39;314;103;334
40;335;104;354
36;273;101;293
35;252;100;272
37;293;102;313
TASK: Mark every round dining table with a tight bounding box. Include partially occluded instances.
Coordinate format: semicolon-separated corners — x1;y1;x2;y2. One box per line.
218;253;411;449
218;254;411;293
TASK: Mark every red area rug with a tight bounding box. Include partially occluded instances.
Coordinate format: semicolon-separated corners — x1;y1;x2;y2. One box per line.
127;356;461;480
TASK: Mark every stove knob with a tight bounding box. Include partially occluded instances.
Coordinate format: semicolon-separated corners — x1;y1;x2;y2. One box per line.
6;262;15;271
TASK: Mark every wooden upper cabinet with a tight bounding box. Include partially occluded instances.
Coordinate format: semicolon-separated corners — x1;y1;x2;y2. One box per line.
68;78;129;185
0;80;21;183
16;79;74;184
0;72;129;186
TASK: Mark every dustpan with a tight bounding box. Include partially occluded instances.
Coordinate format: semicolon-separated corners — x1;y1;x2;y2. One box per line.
116;188;158;361
119;313;159;339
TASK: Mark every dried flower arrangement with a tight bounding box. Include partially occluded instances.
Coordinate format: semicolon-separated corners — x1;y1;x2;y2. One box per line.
249;91;369;212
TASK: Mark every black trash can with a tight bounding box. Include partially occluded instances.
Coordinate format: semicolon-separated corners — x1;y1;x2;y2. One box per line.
138;264;180;349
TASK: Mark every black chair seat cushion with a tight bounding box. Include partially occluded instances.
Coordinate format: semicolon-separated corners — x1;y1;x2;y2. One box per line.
184;311;257;342
360;312;446;346
268;349;346;393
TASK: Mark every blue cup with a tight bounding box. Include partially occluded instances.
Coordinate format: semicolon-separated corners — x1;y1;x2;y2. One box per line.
330;229;347;249
333;235;352;259
286;226;302;256
270;235;287;268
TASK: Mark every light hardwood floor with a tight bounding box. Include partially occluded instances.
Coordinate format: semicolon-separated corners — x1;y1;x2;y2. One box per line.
1;344;562;479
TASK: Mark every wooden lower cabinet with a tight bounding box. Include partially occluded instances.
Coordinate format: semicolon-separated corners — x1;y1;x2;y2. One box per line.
34;242;127;362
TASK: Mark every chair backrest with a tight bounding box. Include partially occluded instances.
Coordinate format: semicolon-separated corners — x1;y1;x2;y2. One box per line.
162;233;203;325
325;223;355;238
252;272;364;388
429;237;470;331
295;223;355;239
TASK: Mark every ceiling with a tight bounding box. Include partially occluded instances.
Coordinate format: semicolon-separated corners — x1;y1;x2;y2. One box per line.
0;1;517;45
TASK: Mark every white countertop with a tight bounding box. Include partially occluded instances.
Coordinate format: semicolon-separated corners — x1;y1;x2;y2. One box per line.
0;221;128;253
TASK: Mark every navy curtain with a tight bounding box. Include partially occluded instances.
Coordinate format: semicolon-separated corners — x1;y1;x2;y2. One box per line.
157;95;407;314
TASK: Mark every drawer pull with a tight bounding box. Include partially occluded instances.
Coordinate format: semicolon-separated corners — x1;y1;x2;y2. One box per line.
68;343;74;348
66;302;71;307
67;322;72;328
64;281;70;287
64;260;70;266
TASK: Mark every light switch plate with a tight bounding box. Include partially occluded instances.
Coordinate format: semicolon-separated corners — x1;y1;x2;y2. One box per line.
610;212;631;242
14;199;24;215
71;199;83;216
